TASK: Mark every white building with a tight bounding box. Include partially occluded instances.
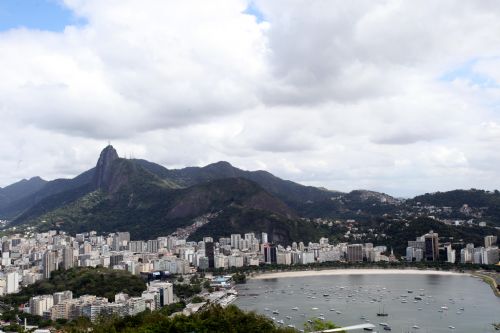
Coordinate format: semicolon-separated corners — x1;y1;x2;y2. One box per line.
148;281;174;307
6;271;19;294
30;295;54;316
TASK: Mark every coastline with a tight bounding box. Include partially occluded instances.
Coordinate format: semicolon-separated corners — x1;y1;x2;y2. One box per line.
250;268;467;280
471;272;500;297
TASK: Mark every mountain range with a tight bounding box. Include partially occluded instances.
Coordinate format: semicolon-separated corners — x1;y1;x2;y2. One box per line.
0;146;499;247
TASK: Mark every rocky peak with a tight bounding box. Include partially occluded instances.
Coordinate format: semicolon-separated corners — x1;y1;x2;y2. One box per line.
93;145;119;190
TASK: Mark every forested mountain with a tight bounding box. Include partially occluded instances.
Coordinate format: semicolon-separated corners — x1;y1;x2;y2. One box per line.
1;146;336;243
1;146;498;247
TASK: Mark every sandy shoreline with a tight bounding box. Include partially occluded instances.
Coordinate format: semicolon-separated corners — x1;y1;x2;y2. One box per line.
251;268;467;280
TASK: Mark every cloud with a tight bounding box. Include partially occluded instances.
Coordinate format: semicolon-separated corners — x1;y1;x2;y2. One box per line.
1;0;500;197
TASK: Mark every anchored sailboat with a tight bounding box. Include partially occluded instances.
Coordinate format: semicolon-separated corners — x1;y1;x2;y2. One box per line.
377;304;388;317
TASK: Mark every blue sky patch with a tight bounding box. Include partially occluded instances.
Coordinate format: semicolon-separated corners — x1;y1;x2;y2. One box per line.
0;0;85;32
244;1;265;23
440;58;498;88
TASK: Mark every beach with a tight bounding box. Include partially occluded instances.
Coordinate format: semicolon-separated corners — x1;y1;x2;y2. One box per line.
251;268;467;280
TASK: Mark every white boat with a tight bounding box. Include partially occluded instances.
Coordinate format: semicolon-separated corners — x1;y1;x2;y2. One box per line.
292;307;299;311
311;307;319;310
412;325;420;329
448;326;455;329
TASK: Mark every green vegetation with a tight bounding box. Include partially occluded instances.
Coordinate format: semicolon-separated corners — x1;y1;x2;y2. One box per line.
382;216;499;255
1;309;53;330
27;160;317;243
232;272;246;284
74;304;296;333
411;189;500;226
304;318;343;332
189;206;335;245
0;267;146;306
203;260;500;276
191;296;204;303
174;283;202;299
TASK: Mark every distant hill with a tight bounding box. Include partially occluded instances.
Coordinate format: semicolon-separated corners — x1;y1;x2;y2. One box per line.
1;146;498;247
411;189;500;208
0;169;95;219
133;159;336;205
0;176;47;211
3;146;333;243
409;189;500;225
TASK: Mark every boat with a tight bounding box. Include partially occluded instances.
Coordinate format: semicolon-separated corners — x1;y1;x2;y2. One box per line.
384;326;392;331
292;307;298;311
414;296;423;300
412;325;420;329
377;304;388;316
448;326;455;329
363;328;374;332
272;310;279;314
407;290;413;293
311;307;319;310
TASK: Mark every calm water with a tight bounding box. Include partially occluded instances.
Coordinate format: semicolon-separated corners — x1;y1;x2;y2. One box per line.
235;273;500;333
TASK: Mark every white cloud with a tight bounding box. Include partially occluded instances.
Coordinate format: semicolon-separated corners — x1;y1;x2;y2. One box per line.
1;0;500;197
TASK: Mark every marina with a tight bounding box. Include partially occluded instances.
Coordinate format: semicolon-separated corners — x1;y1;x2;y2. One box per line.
235;273;500;332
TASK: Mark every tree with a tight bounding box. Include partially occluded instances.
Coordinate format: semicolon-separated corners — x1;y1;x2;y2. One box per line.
304;318;343;332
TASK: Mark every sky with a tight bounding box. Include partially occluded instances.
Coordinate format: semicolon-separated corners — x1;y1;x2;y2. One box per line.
1;0;500;197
